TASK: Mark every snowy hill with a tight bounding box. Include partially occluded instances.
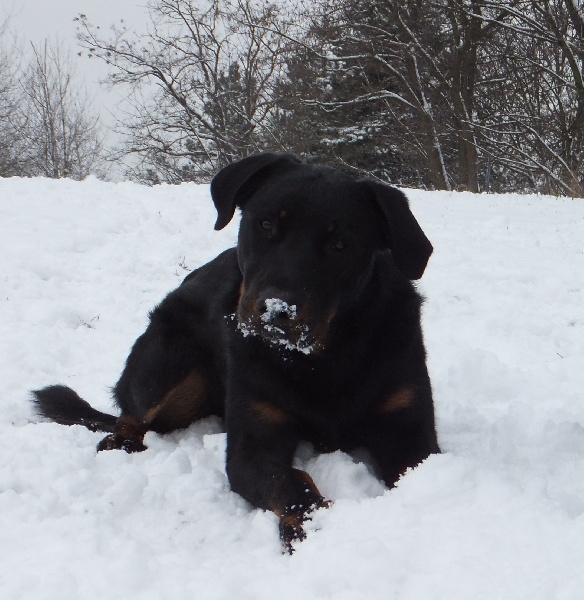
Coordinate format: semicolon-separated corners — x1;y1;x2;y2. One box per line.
1;176;583;599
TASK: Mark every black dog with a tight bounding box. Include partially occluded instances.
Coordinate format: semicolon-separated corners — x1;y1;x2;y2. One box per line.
34;153;440;552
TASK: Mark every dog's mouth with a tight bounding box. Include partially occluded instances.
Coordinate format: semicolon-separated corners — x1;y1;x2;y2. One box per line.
234;297;323;355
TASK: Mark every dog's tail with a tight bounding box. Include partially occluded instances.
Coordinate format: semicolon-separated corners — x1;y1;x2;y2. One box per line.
32;385;117;433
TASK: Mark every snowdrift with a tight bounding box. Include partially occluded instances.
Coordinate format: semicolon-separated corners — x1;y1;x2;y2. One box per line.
1;176;583;599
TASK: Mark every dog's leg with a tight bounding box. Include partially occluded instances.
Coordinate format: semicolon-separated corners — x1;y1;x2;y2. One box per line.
363;411;440;488
96;415;148;453
225;409;329;553
93;304;217;452
96;367;212;454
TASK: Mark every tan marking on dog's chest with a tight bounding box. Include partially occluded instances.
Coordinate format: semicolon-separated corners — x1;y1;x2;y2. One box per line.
252;400;295;425
379;386;415;413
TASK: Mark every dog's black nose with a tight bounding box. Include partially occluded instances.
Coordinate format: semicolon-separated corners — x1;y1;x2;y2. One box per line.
257;290;299;322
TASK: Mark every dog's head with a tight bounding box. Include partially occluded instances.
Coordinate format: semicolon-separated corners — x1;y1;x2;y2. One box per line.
211;153;432;355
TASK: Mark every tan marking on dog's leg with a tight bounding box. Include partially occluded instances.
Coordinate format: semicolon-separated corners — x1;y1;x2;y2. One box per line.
144;369;207;432
272;471;331;554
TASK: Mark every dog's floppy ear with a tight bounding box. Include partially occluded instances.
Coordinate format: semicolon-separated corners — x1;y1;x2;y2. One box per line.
364;180;433;280
211;153;301;230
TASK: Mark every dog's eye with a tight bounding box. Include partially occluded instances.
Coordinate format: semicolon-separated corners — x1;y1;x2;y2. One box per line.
331;239;348;252
260;219;273;232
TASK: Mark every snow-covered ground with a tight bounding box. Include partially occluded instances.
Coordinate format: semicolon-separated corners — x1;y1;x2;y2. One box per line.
1;176;583;599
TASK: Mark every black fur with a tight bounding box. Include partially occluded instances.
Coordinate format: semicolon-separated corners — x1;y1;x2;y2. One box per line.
33;153;439;552
33;385;116;432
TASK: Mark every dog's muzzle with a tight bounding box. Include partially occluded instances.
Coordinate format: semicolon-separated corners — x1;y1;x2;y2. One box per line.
235;289;325;355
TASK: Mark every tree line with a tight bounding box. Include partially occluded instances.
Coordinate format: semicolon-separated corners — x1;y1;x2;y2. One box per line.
74;0;583;195
2;1;583;196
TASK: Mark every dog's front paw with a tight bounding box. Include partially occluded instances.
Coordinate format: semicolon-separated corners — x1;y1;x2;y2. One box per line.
279;498;331;554
96;433;147;453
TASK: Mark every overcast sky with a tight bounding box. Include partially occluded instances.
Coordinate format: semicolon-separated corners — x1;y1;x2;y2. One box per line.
2;0;150;134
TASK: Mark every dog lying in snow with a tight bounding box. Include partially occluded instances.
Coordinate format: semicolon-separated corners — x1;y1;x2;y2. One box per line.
34;153;440;552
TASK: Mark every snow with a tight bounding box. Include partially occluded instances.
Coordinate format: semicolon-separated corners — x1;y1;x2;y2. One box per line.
238;298;314;355
261;298;298;322
1;175;584;598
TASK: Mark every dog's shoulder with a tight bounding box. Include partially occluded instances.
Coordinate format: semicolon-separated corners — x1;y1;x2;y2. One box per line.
179;248;240;292
149;248;241;331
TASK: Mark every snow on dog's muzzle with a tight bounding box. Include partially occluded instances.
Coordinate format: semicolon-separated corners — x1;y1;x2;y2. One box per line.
261;298;298;322
236;296;319;355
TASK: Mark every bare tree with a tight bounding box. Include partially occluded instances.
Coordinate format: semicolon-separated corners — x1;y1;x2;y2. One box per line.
16;40;103;179
76;0;291;182
279;0;584;195
0;19;26;176
468;0;584;196
278;0;522;191
69;0;584;193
